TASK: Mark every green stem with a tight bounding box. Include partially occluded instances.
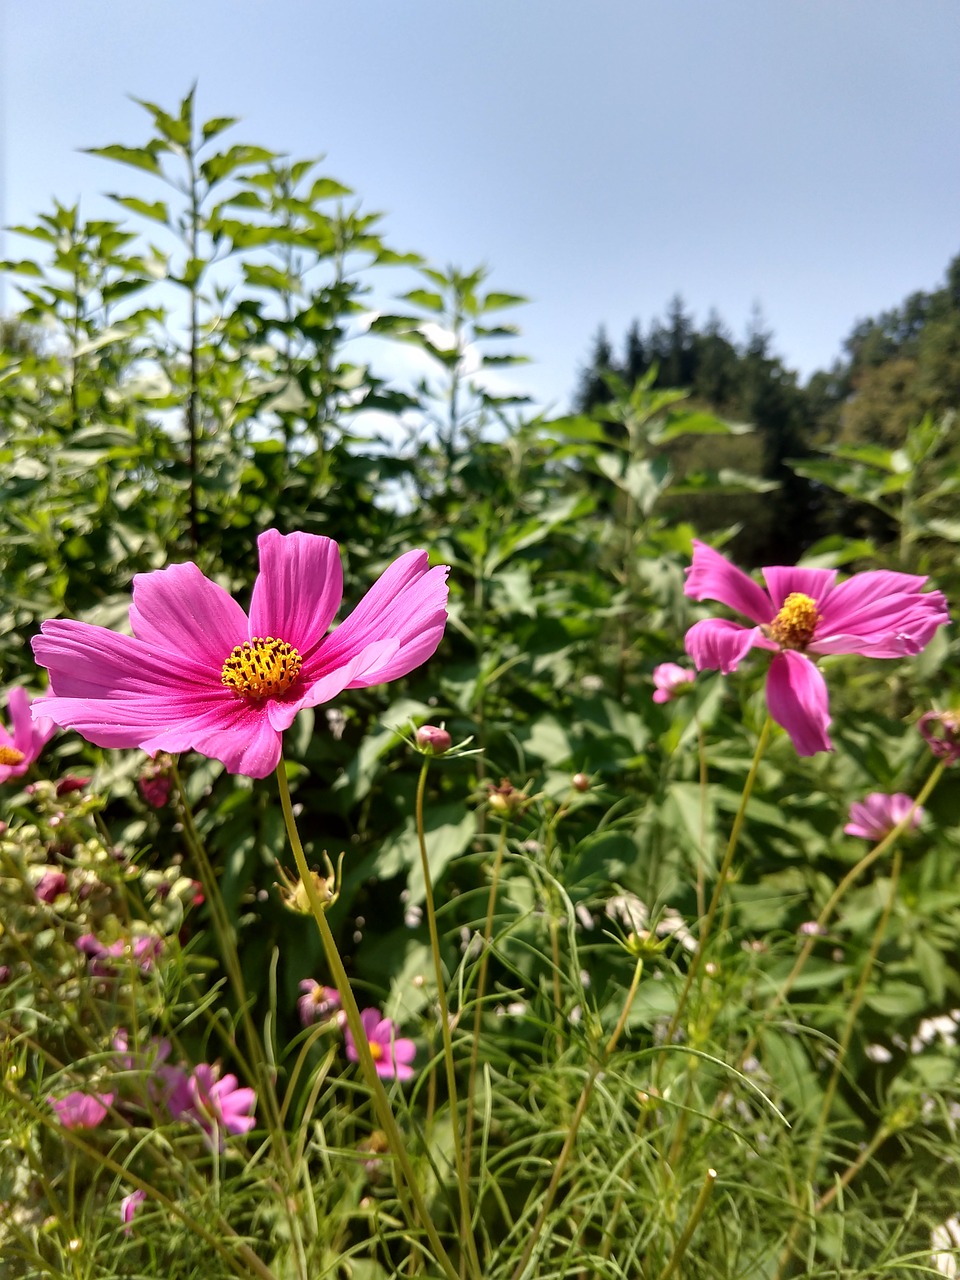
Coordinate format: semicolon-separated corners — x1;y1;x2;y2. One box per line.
414;761;483;1280
171;763;308;1280
274;761;460;1280
742;762;943;1065
509;957;644;1280
777;848;903;1280
463;817;508;1193
664;716;773;1050
655;1167;718;1280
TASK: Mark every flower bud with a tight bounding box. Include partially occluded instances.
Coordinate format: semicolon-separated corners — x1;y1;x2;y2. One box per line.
55;775;90;797
486;778;529;817
415;725;452;755
571;772;590;793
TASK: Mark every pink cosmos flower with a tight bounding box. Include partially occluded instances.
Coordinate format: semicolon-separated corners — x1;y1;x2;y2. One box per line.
31;531;450;779
185;1063;257;1147
844;792;923;841
345;1007;417;1081
49;1089;114;1129
120;1188;147;1235
684;540;949;755
652;662;695;704
0;687;55;783
298;979;341;1028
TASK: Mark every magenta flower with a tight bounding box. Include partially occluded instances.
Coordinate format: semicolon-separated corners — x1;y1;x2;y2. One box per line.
845;792;923;841
120;1188;147;1235
345;1007;417;1081
31;531;450;779
652;662;696;704
298;979;341;1028
0;687;55;783
35;869;69;903
684;540;949;755
49;1089;114;1129
185;1063;257;1146
76;933;162;977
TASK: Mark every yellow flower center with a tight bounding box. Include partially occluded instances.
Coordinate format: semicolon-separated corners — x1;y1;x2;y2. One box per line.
768;592;821;650
0;746;25;767
221;637;303;699
369;1041;384;1062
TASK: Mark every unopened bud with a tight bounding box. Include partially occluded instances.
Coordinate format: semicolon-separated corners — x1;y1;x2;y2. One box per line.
415;725;452;755
572;772;590;793
55;775;90;797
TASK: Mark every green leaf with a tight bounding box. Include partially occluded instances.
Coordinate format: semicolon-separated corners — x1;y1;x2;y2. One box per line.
107;195;170;225
480;290;528;312
86;144;163;176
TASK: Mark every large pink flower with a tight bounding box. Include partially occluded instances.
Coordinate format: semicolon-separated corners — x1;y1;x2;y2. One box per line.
684;540;949;755
0;687;55;782
31;531;449;779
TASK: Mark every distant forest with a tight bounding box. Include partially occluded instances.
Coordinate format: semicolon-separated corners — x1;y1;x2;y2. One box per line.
573;251;960;565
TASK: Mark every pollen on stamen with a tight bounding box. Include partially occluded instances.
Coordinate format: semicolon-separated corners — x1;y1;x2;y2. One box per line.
768;592;822;650
0;746;25;767
221;637;303;700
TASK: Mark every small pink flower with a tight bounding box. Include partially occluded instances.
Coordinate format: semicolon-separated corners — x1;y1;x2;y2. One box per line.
844;793;923;841
684;540;949;756
49;1089;114;1129
32;531;450;779
120;1188;146;1235
185;1063;257;1147
652;662;695;704
345;1008;417;1081
76;933;162;977
35;869;69;903
0;687;55;782
298;979;341;1028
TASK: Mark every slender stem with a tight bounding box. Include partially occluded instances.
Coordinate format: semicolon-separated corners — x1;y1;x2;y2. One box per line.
509;957;644;1280
274;761;461;1280
171;764;308;1280
463;818;509;1188
808;847;903;1183
740;762;943;1068
414;761;483;1280
776;849;904;1280
664;716;773;1050
655;1167;718;1280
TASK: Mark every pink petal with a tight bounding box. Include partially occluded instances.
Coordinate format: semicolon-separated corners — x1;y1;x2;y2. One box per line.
9;686;55;758
812;571;949;657
248;531;344;658
684;541;774;624
684;618;767;674
761;565;837;610
140;700;283;778
308;551;449;688
33;622;231;743
129;562;249;667
765;652;832;756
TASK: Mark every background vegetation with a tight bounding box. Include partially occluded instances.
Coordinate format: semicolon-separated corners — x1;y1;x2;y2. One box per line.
2;91;960;1279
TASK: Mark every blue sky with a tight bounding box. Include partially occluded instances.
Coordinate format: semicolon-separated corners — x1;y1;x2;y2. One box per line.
3;0;959;412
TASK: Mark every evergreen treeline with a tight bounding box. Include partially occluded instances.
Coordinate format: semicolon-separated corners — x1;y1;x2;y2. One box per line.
574;254;960;565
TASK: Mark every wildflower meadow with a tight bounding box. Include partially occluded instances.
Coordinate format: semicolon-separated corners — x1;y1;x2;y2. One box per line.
4;91;960;1279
